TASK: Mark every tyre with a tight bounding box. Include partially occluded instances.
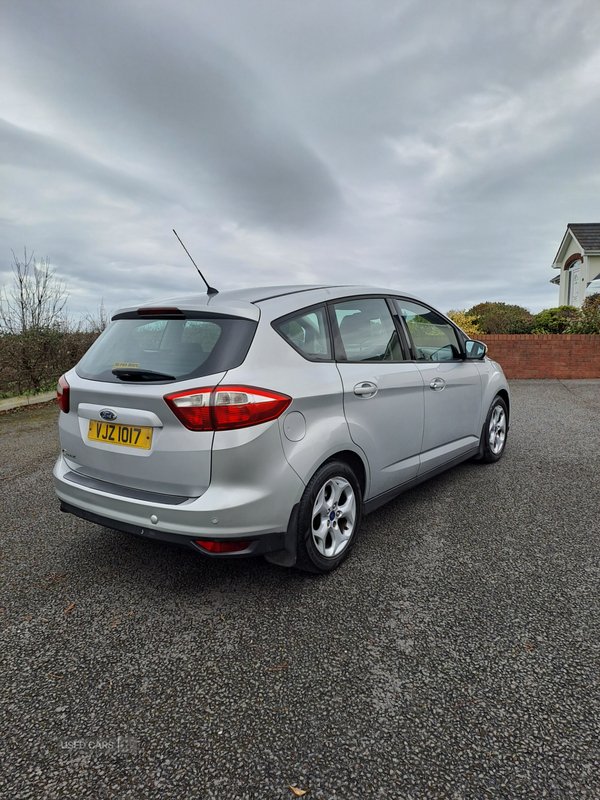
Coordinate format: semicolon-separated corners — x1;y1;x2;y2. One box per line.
295;460;362;573
480;396;508;463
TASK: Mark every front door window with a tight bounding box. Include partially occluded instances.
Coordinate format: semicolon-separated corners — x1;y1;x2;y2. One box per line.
393;300;461;361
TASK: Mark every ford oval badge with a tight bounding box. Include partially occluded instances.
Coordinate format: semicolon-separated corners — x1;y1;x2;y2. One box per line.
100;409;117;421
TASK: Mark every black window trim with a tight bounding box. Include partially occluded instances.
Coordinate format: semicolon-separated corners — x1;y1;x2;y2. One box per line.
384;297;410;361
272;293;471;365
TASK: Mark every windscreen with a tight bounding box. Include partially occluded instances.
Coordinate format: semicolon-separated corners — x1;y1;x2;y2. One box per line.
76;315;257;383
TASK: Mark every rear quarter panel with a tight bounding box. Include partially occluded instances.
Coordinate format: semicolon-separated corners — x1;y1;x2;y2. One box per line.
226;316;370;496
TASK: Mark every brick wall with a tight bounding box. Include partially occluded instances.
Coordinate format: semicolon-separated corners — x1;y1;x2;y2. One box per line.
477;334;600;379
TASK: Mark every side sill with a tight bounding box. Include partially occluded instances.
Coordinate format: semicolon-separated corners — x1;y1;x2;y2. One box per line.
363;447;479;515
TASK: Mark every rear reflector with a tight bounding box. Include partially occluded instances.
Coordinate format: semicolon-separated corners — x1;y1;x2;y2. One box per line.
164;385;291;431
196;540;251;554
57;375;70;413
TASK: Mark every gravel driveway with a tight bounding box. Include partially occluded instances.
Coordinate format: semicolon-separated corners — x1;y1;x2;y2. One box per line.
1;380;600;799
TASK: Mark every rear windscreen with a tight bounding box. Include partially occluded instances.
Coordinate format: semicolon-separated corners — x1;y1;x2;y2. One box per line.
76;315;257;383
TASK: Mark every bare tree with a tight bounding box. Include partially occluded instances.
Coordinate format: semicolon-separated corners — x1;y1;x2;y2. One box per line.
0;248;68;334
81;299;110;335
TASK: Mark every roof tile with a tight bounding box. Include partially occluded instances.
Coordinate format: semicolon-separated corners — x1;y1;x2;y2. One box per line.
568;223;600;251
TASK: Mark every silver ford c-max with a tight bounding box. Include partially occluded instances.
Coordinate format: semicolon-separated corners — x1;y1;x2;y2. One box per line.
54;285;509;572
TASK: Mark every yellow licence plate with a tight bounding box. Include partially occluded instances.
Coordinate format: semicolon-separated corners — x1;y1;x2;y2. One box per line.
87;420;153;450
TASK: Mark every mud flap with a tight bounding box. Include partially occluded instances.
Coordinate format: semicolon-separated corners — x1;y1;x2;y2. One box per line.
263;503;299;568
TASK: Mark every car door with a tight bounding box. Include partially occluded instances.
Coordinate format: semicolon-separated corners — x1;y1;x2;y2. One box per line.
393;299;483;475
330;296;424;499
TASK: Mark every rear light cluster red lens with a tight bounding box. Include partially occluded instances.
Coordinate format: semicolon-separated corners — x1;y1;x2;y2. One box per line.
196;540;251;553
57;375;70;413
164;385;292;432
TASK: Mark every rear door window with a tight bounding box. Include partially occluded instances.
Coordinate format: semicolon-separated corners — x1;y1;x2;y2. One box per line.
332;297;405;362
76;315;257;383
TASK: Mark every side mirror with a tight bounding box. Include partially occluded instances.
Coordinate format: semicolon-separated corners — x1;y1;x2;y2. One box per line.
464;340;487;360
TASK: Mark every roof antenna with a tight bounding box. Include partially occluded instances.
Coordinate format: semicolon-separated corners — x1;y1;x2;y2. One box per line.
173;229;219;295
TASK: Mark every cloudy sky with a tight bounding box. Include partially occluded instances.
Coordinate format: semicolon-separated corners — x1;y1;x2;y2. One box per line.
2;0;600;321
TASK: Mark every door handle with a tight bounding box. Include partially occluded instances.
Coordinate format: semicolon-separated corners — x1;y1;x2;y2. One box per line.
429;377;445;392
354;381;378;398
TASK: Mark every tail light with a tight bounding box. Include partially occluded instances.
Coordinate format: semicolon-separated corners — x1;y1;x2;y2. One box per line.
164;385;291;431
57;375;70;413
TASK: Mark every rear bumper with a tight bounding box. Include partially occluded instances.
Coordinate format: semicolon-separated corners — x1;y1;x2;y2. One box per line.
53;447;305;553
59;500;289;558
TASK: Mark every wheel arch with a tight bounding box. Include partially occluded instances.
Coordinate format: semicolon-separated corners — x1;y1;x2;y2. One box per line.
294;452;365;573
321;449;367;498
496;388;510;422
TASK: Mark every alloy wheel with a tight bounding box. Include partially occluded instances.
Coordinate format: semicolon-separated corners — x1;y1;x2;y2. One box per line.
311;477;357;558
488;404;506;455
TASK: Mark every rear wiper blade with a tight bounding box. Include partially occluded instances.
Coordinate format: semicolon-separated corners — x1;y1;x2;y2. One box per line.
112;369;175;381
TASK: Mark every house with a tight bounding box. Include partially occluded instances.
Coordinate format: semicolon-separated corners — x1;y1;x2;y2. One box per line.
551;223;600;307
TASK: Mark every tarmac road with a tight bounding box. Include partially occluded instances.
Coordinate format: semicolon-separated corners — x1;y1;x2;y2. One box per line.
1;380;600;800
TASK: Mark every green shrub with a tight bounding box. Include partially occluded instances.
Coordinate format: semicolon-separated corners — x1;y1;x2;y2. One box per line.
0;328;99;396
466;302;535;335
565;294;600;334
446;310;483;336
531;306;579;334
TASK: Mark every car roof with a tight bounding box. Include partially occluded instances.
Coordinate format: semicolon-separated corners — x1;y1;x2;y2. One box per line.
113;284;421;321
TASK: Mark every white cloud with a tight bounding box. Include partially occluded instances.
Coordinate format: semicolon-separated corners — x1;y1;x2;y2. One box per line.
1;0;600;318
